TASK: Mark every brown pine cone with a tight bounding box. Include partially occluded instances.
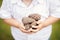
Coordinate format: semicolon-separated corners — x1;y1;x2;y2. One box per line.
28;14;41;21
22;17;35;25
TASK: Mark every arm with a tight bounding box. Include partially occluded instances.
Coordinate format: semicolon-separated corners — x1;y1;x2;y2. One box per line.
40;16;59;28
2;18;31;33
30;16;59;33
38;15;59;30
3;18;24;29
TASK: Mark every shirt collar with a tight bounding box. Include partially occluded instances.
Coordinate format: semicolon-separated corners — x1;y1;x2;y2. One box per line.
18;0;35;8
11;0;40;8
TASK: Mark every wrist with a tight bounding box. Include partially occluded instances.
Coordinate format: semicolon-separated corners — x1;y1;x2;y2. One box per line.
16;23;23;29
38;22;45;29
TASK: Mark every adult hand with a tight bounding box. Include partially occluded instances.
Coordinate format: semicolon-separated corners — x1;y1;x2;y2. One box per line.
18;23;31;34
28;21;44;33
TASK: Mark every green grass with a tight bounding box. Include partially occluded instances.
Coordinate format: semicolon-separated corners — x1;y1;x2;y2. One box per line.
0;0;60;40
50;21;60;40
0;19;14;40
0;0;2;7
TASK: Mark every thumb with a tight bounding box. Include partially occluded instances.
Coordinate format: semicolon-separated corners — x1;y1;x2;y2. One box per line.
20;25;25;29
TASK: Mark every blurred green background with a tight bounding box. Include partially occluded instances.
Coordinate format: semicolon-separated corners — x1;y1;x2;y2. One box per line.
0;0;60;40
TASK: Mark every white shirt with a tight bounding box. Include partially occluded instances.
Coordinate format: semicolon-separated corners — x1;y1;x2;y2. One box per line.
0;0;60;40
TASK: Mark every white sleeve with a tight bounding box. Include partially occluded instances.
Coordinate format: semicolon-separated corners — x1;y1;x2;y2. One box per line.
49;0;60;18
0;0;12;19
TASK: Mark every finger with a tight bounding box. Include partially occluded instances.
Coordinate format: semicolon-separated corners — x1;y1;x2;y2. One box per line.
21;26;25;29
20;26;35;34
37;20;42;24
28;28;32;32
32;25;38;28
24;28;35;34
20;28;29;33
31;29;40;33
20;23;25;29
